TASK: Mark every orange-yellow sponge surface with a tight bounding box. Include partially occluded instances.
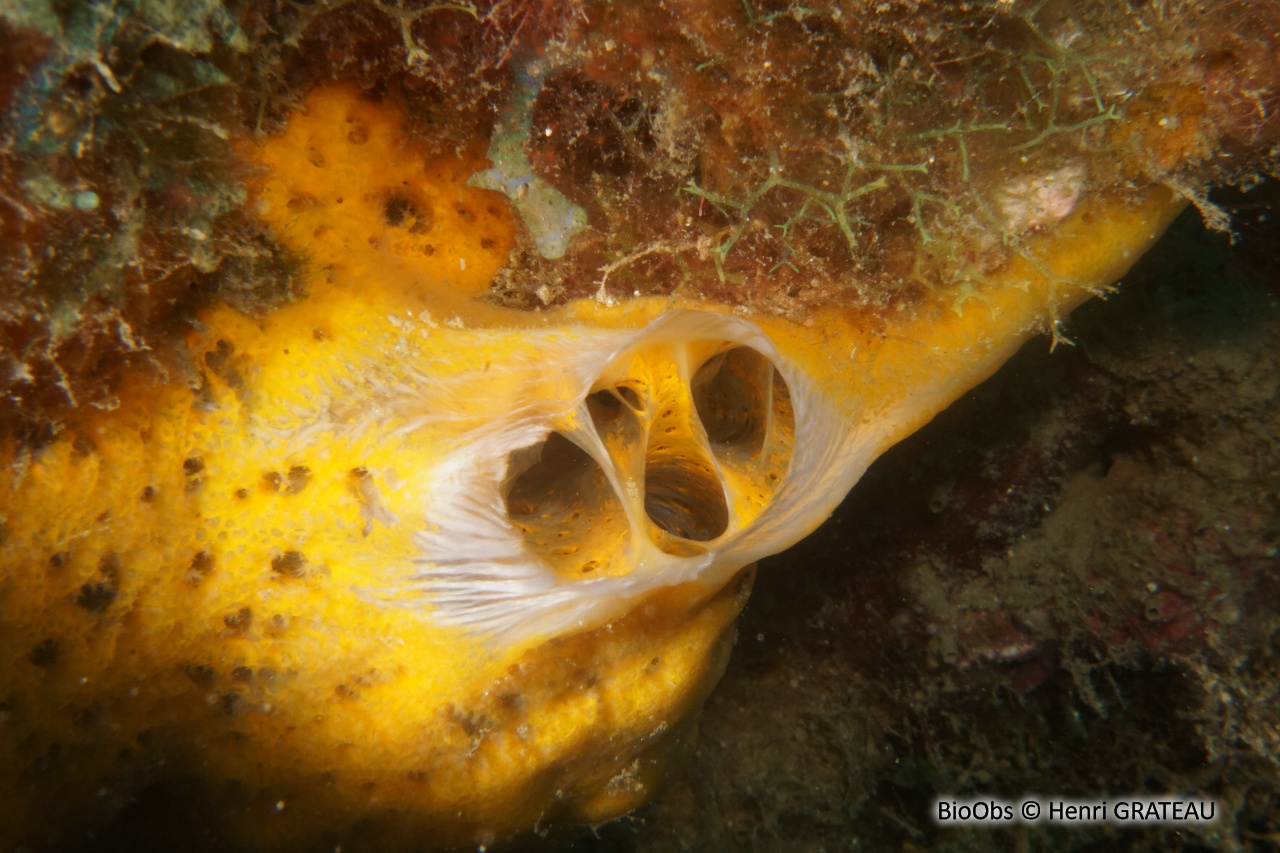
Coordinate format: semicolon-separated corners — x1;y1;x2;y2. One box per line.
248;85;516;317
0;353;753;846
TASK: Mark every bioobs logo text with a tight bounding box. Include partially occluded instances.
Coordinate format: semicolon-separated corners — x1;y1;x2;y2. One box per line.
936;800;1017;824
935;796;1219;826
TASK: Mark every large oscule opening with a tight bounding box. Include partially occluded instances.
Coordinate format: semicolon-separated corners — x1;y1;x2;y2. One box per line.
504;433;632;579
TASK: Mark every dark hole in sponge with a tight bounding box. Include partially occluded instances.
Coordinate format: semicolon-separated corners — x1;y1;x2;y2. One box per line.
692;346;772;449
383;195;416;227
504;432;631;577
506;433;595;518
190;551;215;577
644;452;729;541
184;664;215;686
585;389;625;428
224;606;251;631
75;581;117;612
587;388;622;415
586;385;643;434
29;638;59;668
271;550;306;578
286;465;311;494
616;386;642;409
76;553;122;611
99;552;121;579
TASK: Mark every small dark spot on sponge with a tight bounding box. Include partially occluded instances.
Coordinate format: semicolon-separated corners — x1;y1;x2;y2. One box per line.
139;485;157;502
184;664;215;686
224;606;252;631
29;638;59;668
271;550;306;578
75;581;117;612
383;195;415;226
286;465;311;494
204;339;233;369
76;553;122;611
72;702;102;727
190;551;215;577
99;553;121;579
262;472;282;491
184;457;205;476
204;340;246;391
